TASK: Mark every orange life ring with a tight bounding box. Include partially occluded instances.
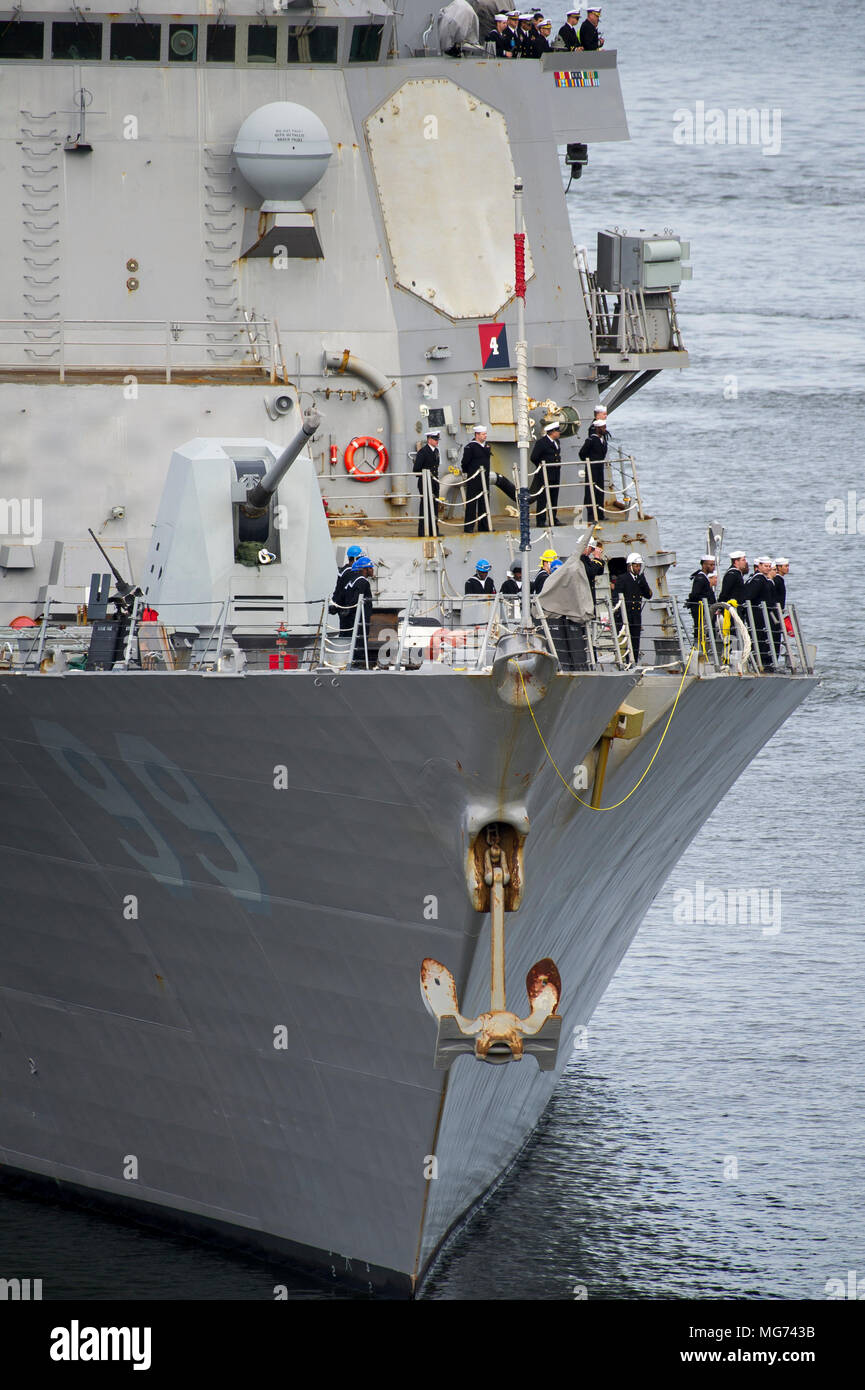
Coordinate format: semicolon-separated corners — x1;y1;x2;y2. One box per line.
344;436;389;481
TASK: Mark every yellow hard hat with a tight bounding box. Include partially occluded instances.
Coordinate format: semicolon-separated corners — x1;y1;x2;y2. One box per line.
541;548;558;562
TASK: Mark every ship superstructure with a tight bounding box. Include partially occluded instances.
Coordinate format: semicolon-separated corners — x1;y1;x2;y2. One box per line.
0;3;816;1294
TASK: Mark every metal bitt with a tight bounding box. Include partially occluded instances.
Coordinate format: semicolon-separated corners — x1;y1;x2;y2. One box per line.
420;826;563;1071
243;407;321;514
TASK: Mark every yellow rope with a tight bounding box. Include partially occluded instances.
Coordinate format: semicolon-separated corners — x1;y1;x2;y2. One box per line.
511;645;696;811
697;599;707;658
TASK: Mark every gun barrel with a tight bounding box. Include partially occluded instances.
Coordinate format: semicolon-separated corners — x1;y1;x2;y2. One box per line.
87;528;124;584
245;409;321;510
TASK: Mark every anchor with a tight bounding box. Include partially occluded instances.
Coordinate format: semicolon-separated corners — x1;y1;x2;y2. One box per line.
420;826;563;1071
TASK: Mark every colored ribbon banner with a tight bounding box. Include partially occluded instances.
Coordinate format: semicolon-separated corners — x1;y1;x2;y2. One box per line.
554;70;600;88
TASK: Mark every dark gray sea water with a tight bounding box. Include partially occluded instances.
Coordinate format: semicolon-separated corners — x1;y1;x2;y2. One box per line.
1;1;862;1301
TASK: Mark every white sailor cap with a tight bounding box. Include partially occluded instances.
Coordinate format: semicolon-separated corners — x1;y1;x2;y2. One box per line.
755;555;773;565
700;554;715;563
593;405;607;415
494;12;509;19
728;549;746;560
774;556;789;566
473;423;489;433
567;9;580;16
519;12;534;20
544;419;562;432
426;427;441;436
627;552;643;565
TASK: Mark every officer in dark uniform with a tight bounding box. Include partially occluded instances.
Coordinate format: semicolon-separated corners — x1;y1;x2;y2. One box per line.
530;420;562;526
413;427;441;537
686;555;717;643
580;538;605;609
558;10;582;48
579;6;604;49
523;13;550;56
616;552;651;662
505;12;521;52
500;559;523;595
465;558;496;595
718;550;748;606
536;18;553;51
578;411;609;520
516;14;534;54
461;424;492;533
343;555;375;667
742;555;776;669
331;544;362;632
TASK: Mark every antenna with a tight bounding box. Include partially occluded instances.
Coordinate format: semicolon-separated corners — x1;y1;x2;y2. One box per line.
63;87;97;154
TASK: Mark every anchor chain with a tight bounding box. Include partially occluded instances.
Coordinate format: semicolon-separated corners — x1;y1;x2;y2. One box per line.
484;828;511;1013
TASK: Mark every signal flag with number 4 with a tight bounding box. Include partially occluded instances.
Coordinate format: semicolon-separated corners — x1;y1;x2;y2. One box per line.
478;323;510;369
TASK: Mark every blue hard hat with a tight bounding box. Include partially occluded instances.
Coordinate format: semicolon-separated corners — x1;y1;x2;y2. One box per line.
476;559;491;572
346;545;362;560
351;555;373;570
550;559;563;570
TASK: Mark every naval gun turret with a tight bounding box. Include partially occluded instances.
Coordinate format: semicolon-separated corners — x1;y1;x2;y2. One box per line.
140;408;335;632
240;409;320;517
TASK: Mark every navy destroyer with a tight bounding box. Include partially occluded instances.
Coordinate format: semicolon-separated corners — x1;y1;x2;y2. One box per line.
0;3;815;1294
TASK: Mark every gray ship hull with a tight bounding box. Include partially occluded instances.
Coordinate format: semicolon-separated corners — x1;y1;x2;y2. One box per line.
0;665;814;1293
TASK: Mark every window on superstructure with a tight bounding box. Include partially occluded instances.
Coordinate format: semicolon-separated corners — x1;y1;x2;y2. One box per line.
168;24;197;62
247;24;277;64
349;23;383;62
287;25;337;64
52;21;102;61
0;20;44;59
110;23;161;62
206;23;236;63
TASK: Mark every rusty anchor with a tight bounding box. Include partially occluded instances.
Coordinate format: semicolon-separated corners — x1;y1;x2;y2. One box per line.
420;827;563;1071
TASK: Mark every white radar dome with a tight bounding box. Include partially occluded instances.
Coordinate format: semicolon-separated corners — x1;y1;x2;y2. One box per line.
233;102;333;206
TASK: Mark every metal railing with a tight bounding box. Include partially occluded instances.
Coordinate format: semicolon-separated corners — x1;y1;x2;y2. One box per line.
390;591;562;672
327;453;646;529
0;316;287;382
0;592;813;678
682;598;813;676
575;247;686;359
